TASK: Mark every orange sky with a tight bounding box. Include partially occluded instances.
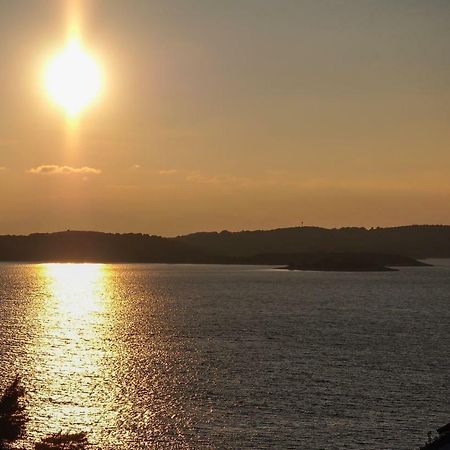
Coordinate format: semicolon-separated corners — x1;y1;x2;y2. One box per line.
0;0;449;235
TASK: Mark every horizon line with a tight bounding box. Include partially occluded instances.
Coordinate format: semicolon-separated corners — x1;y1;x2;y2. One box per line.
1;223;450;239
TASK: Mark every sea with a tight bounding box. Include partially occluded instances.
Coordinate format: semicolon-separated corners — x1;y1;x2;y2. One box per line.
0;261;449;449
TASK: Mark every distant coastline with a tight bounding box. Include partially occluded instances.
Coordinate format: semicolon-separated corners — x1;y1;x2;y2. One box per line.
0;225;449;263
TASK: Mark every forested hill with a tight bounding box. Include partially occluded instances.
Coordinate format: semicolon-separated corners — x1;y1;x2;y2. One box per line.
0;225;449;262
176;225;450;259
0;231;212;263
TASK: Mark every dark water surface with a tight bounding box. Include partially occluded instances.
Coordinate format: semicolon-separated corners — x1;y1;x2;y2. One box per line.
0;262;449;449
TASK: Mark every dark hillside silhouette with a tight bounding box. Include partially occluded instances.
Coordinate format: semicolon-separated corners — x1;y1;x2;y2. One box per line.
176;225;450;259
0;225;449;262
0;231;212;263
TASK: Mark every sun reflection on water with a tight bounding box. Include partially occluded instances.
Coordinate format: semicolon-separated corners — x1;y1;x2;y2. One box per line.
44;263;105;318
17;263;199;448
26;263;117;444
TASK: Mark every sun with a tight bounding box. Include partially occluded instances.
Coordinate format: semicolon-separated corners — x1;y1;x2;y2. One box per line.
44;38;102;117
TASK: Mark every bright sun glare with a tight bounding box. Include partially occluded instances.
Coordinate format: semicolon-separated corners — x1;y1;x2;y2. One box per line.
45;38;102;116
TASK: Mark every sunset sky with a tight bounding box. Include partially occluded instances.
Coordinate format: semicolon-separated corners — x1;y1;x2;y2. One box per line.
0;0;449;235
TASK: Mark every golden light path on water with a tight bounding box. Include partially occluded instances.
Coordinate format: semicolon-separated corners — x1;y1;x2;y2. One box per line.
26;264;119;445
16;263;203;448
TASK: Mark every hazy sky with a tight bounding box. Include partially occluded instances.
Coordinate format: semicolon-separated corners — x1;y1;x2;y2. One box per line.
0;0;449;235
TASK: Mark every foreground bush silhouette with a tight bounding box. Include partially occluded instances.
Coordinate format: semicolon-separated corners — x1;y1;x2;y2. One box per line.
1;377;89;450
35;432;88;450
0;377;27;448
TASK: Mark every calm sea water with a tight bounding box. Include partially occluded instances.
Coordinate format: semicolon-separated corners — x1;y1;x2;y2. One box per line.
0;262;449;449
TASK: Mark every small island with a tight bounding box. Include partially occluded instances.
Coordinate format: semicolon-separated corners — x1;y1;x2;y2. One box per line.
277;252;431;272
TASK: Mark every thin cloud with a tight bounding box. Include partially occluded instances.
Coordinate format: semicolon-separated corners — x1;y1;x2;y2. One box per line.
107;184;140;192
159;169;178;175
28;165;102;176
0;166;5;171
185;172;249;186
186;173;219;184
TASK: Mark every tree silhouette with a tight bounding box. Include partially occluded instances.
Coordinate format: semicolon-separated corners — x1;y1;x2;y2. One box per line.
0;377;27;449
